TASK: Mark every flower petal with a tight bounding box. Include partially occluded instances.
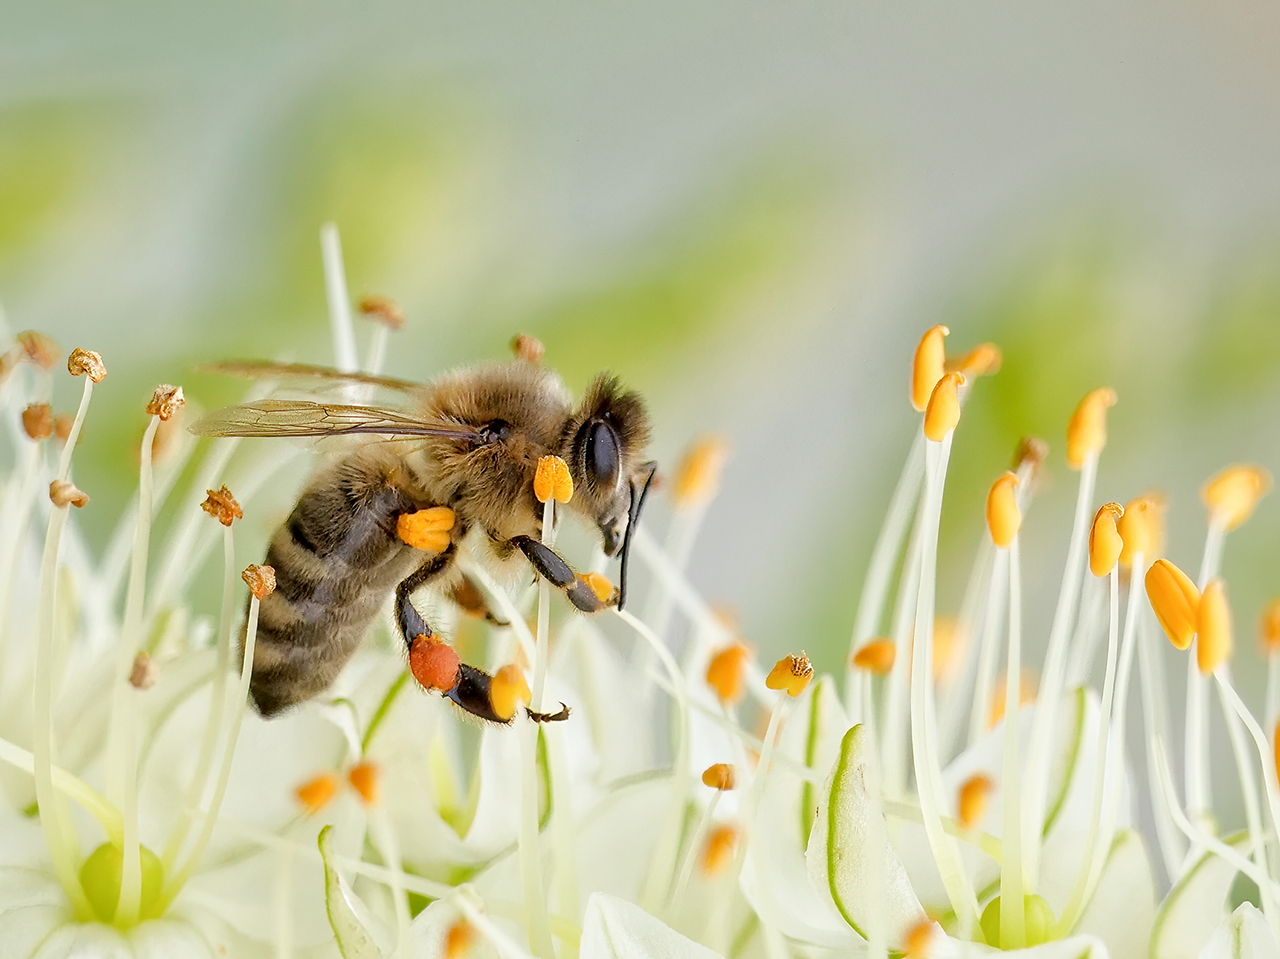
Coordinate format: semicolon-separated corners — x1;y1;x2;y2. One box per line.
1151;839;1248;959
580;893;722;959
1073;829;1155;956
1198;902;1280;959
319;824;385;959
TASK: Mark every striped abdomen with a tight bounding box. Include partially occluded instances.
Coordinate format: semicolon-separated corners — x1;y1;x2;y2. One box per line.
248;461;424;716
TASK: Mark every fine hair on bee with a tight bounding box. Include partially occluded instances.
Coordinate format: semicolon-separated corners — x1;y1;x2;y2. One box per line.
191;341;656;724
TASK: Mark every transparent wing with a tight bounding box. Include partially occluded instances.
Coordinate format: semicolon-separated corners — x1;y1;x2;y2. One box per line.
190;399;479;440
197;360;427;395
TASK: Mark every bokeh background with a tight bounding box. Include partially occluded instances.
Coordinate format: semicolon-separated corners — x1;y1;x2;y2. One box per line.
4;2;1279;711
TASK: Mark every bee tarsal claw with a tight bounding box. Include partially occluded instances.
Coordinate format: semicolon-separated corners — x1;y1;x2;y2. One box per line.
527;702;571;723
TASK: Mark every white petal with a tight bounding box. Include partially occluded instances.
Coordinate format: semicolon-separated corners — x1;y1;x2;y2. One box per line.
1073;828;1155;955
805;723;927;945
319;824;385;959
1152;842;1247;959
580;893;724;959
30;922;133;959
1198;903;1280;959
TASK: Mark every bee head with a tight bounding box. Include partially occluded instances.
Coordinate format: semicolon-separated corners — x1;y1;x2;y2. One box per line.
561;374;655;608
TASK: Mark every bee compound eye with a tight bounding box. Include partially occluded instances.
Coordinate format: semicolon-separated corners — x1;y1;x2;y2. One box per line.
583;419;621;490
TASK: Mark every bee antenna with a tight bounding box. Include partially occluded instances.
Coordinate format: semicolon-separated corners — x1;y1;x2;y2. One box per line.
617;461;657;611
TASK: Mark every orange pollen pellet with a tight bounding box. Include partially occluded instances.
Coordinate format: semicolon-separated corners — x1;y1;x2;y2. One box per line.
490;664;531;722
701;763;737;790
958;774;994;830
1202;464;1272;532
533;455;574;504
1261;600;1280;656
201;485;242;526
445;920;476;959
581;572;614;602
1065;387;1117;469
852;639;896;675
396;506;455;553
904;918;939;957
409;635;460;693
706;643;751;705
985;472;1020;548
911;325;949;412
1088;503;1125;577
765;652;814;697
145;384;185;421
923;371;965;442
242;564;276;600
347;761;380;807
701;824;740;876
673;436;730;507
1196;578;1232;675
1145;559;1200;652
295;772;340;815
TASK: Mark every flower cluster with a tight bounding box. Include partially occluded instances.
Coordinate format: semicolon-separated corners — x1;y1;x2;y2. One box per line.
1;253;1277;958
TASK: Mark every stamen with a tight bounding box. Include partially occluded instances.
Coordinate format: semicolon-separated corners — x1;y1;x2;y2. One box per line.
706;642;751;706
409;635;460;693
1012;436;1049;476
510;333;544;364
947;342;1002;378
984;472;1020;548
957;774;994;830
128;653;158;690
701;763;737;790
396;506;456;553
144;384;185;421
199;485;242;526
1145;558;1201;650
358;294;407;330
1117;493;1164;569
490;664;532;722
1196;579;1232;675
1088;503;1124;577
241;563;276;600
66;347;107;382
672;436;730;508
923;371;965;442
21;402;53;440
18;330;61;370
295;773;340;815
1064;387;1116;469
446;919;477;958
348;761;380;807
904;918;940;958
700;824;739;876
852;639;895;675
1202;464;1272;532
49;479;89;508
320;223;359;373
764;652;813;698
911;325;949;411
534;455;574;504
1262;599;1280;656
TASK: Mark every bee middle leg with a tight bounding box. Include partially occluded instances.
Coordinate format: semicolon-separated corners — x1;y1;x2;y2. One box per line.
509;534;614;612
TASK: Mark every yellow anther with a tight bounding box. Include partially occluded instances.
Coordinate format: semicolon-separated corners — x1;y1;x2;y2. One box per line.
295;772;340;815
932;616;965;683
490;664;532;722
445;919;476;959
1145;559;1200;651
701;763;737;790
852;639;896;675
987;671;1036;728
396;506;455;553
765;652;813;698
1088;503;1125;577
701;824;740;876
1202;464;1272;532
923;371;965;442
958;774;994;830
904;918;939;958
1261;600;1280;656
910;325;949;412
985;472;1020;548
347;761;380;807
1196;579;1232;675
706;642;751;705
534;454;574;504
1065;387;1117;469
1117;493;1165;569
673;436;730;507
581;571;614;603
947;342;1002;378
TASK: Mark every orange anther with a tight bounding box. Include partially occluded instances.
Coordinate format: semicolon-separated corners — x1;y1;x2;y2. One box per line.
701;824;740;875
911;326;949;412
673;436;730;507
1088;503;1125;577
295;772;340;815
706;643;751;705
852;639;896;675
1065;387;1117;469
985;472;1020;548
958;774;994;830
765;652;813;698
1196;579;1232;675
1117;493;1165;569
534;455;574;504
348;761;380;807
701;763;737;790
1145;559;1200;651
1202;464;1272;532
923;371;965;442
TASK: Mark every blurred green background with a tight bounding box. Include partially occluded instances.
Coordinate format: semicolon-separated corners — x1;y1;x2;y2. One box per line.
3;1;1279;697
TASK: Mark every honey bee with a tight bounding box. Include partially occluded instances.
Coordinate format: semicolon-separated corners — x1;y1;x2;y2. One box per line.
191;346;655;723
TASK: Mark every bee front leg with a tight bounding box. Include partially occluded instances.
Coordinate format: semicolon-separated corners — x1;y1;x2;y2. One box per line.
509;534;615;612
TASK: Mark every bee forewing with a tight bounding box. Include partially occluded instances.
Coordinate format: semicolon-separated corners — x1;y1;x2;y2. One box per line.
198;359;427;395
190;399;479;440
